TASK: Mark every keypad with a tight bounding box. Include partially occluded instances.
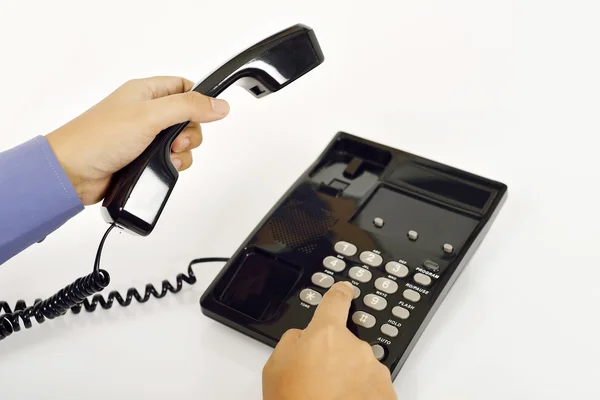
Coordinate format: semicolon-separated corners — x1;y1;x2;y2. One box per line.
348;266;372;283
374;277;398;294
312;272;334;288
360;251;383;267
297;239;438;348
323;256;346;272
363;294;387;311
385;261;409;278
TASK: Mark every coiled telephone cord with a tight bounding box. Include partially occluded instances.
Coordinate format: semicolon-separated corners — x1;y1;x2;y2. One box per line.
0;224;228;341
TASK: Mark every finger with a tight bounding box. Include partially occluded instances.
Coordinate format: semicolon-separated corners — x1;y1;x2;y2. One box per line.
269;328;302;361
145;91;229;130
131;76;196;99
171;123;202;153
170;150;193;172
308;282;354;329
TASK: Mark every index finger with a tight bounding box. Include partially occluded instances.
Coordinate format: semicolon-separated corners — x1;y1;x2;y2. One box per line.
308;281;355;329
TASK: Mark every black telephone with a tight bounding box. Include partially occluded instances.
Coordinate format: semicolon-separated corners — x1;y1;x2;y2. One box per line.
200;132;507;379
0;23;508;383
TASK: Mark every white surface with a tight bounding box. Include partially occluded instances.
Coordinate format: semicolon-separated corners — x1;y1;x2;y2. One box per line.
1;1;599;399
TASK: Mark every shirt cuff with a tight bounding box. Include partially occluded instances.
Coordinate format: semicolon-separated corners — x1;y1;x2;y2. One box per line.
0;135;84;264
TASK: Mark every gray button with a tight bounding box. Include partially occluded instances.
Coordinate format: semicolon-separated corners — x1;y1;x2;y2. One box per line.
385;261;409;278
373;217;384;228
323;256;346;272
422;259;440;272
408;230;418;240
403;289;421;302
352;285;361;299
443;243;453;254
374;277;398;294
359;251;383;267
352;311;376;328
363;294;387;311
372;344;385;361
381;324;399;337
413;273;432;286
334;241;357;256
392;306;410;319
311;272;334;288
299;289;322;306
349;266;372;283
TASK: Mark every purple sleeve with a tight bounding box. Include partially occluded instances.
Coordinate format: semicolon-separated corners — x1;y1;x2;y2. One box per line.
0;136;84;265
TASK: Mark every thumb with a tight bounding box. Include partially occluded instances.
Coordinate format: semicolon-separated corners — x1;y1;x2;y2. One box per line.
145;91;230;131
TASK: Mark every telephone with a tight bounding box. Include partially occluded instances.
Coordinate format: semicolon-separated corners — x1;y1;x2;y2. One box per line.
199;132;507;379
0;24;508;382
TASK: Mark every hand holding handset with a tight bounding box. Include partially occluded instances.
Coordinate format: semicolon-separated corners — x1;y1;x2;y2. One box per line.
0;23;324;342
101;24;325;236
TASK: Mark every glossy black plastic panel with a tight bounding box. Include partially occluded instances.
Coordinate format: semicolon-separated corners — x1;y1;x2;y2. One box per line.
101;23;324;236
200;131;508;381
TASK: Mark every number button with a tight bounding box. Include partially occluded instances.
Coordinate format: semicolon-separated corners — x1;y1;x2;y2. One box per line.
359;251;383;267
311;272;334;288
374;277;398;294
385;261;409;278
348;266;372;283
363;294;387;311
351;311;376;328
299;289;322;306
334;241;357;256
323;256;346;272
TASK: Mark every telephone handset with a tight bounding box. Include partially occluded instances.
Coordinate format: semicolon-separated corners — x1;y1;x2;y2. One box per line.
101;23;324;237
0;23;324;341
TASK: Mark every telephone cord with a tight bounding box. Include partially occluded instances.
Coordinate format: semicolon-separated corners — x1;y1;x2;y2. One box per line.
0;223;228;341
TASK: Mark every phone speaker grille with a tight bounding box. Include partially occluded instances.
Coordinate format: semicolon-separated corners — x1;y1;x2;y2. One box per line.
268;198;337;253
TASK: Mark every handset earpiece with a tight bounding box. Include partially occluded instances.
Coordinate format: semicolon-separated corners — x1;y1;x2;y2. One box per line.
101;24;324;236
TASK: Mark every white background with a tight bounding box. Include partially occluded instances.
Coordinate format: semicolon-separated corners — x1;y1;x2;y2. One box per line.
1;0;599;399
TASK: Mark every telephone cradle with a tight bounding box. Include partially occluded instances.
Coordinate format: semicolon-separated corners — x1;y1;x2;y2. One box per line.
199;131;507;380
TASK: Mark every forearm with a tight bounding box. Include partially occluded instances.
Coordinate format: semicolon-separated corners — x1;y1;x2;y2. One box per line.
0;136;83;265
